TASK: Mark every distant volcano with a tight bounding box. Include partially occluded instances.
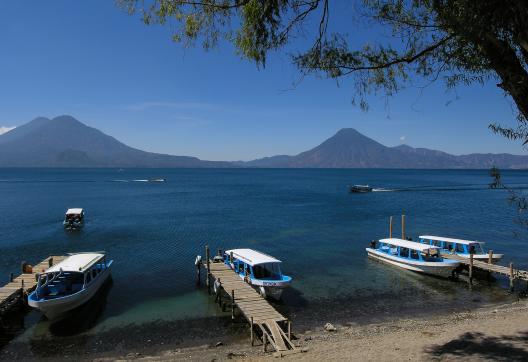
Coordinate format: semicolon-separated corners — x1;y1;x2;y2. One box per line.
243;128;528;169
0;115;230;167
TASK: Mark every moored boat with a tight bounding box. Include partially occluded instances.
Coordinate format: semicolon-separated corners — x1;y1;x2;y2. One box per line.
223;248;292;300
63;208;84;229
28;252;113;320
419;235;503;263
366;238;460;278
350;185;373;193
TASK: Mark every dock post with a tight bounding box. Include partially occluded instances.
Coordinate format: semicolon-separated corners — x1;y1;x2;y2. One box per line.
401;214;405;239
48;257;53;267
231;289;235;320
21;279;24;289
250;317;254;346
196;259;201;286
217;248;222;257
469;253;474;285
263;333;267;352
230;251;234;264
205;245;211;294
288;320;291;340
215;278;221;304
9;273;13;282
488;250;493;264
510;263;514;292
389;216;393;238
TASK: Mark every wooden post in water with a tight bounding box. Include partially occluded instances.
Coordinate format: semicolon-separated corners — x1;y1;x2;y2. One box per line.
217;249;222;257
510;262;515;292
250;317;254;346
401;214;406;239
231;289;235;320
216;278;222;305
488;250;493;264
389;216;393;238
288;320;291;340
205;245;211;294
469;253;474;285
21;279;24;288
263;333;267;352
196;259;201;286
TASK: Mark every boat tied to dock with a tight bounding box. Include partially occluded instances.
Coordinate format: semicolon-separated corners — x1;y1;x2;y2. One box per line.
223;248;292;300
366;238;460;278
419;235;503;263
28;252;113;320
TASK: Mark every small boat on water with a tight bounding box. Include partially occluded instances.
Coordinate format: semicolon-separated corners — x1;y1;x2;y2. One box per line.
366;238;460;278
28;252;113;320
223;249;292;300
148;178;166;182
419;235;503;263
350;185;373;193
63;208;84;229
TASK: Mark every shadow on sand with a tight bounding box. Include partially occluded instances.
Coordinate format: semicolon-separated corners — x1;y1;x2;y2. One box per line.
426;331;528;361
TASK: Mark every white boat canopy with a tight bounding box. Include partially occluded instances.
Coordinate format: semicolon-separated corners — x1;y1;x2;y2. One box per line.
419;235;483;245
379;238;441;252
66;208;83;215
47;253;104;273
225;248;281;266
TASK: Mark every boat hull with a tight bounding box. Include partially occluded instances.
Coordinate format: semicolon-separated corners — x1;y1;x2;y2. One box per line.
28;262;112;320
366;248;459;278
453;253;503;263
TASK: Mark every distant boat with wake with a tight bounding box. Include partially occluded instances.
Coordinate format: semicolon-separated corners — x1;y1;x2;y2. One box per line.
350;185;373;193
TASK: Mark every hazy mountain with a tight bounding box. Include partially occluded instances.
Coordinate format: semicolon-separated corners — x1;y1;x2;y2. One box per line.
245;128;528;169
0;115;230;167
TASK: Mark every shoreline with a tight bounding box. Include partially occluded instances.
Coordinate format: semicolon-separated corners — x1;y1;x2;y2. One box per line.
86;299;528;361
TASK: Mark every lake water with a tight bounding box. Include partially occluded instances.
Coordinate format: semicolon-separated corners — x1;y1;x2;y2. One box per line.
1;168;527;358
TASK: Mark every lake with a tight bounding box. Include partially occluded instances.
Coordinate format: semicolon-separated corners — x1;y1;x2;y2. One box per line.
0;168;527;358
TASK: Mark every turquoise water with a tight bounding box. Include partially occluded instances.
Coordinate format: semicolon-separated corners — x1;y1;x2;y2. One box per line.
0;168;527;358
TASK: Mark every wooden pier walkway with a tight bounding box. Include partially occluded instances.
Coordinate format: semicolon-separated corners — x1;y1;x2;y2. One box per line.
200;248;300;357
442;253;528;290
0;255;66;314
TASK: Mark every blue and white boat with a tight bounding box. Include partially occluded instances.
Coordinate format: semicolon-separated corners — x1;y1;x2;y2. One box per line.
224;249;292;300
419;235;503;263
63;208;84;229
366;238;460;278
28;252;113;320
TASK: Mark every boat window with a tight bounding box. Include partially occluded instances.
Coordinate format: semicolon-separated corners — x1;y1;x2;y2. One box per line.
443;243;454;252
432;240;442;247
399;248;409;258
252;263;282;280
410;249;419;260
238;262;244;274
470;243;483;254
86;273;91;284
456;243;465;253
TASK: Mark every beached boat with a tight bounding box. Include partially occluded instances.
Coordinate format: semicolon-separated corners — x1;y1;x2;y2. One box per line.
366;238;460;278
28;252;113;320
223;249;292;300
63;208;84;229
350;185;373;193
419;235;503;263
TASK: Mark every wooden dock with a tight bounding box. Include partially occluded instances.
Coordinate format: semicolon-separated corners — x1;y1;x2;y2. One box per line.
0;255;66;314
199;247;300;357
442;253;528;290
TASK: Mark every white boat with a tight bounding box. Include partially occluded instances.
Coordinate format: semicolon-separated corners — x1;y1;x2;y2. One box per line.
63;208;84;229
28;253;113;320
223;249;292;300
366;238;460;278
419;235;503;263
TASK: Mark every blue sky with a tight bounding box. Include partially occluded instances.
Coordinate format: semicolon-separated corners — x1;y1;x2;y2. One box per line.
0;1;524;161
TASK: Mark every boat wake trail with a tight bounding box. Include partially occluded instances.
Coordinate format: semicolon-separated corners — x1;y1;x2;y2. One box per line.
372;184;528;193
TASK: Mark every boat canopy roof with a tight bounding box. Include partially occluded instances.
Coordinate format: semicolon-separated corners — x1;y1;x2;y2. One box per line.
46;253;104;273
419;235;483;245
379;238;441;252
225;248;281;266
66;208;83;215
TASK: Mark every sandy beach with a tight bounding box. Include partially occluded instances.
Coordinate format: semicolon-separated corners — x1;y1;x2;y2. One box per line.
100;299;528;362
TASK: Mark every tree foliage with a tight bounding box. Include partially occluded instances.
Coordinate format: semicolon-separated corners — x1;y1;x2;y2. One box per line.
120;0;528;126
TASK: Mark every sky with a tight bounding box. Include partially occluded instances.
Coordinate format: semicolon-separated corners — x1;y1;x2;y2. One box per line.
0;1;525;161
